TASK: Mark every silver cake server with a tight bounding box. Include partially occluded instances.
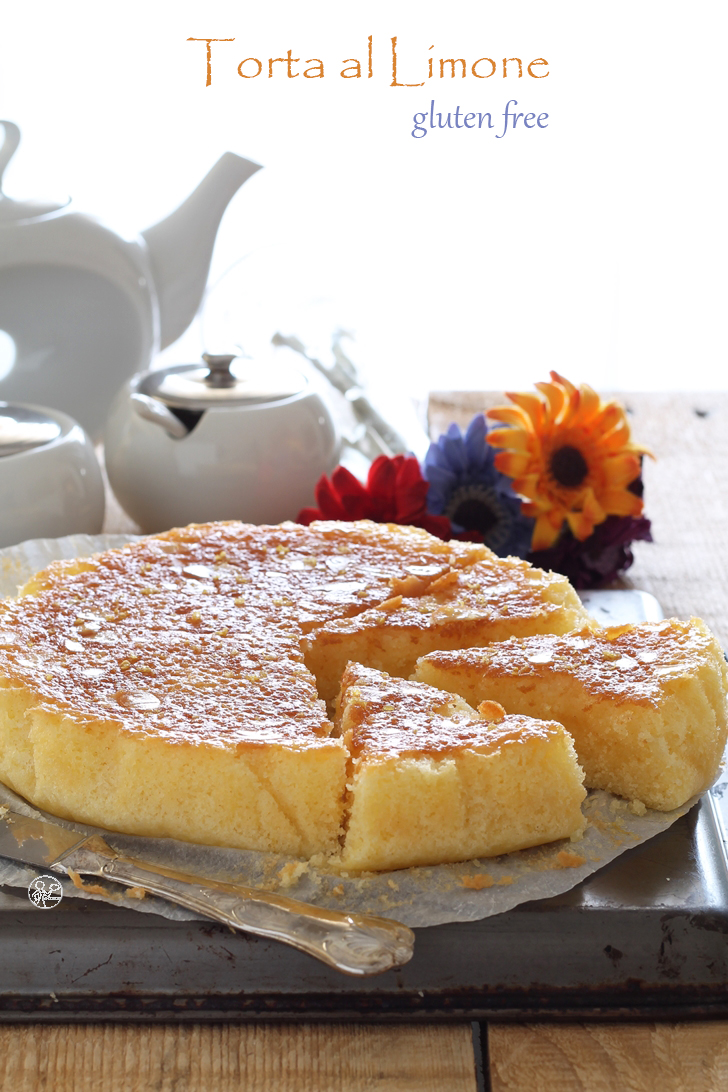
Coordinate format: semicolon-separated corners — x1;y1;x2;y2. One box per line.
0;807;414;976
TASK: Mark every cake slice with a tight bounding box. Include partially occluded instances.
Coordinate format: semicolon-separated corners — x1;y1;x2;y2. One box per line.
413;620;728;811
335;662;586;872
305;555;593;704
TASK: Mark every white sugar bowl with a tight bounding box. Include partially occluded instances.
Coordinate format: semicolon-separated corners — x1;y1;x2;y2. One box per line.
103;348;341;533
0;403;105;548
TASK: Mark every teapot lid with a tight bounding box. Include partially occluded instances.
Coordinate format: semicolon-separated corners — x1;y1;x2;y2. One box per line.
138;352;307;410
0;122;69;224
0;404;62;457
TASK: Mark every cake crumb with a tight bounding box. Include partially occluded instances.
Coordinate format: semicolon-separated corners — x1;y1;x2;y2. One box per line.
125;886;147;900
496;875;514;886
477;700;505;723
555;850;586;869
461;873;494;890
277;861;309;888
332;884;344;896
628;798;647;816
67;869;115;898
387;878;399;891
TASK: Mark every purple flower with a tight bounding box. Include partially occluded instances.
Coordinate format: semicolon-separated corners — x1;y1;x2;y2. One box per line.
528;512;653;590
423;414;535;557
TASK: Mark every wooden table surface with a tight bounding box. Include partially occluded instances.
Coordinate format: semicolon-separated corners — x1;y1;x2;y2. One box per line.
2;391;728;1091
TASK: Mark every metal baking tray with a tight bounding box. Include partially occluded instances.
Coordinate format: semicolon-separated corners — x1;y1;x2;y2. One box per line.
0;591;726;1022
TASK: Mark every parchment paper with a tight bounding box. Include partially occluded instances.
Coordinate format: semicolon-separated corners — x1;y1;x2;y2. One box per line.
0;534;700;928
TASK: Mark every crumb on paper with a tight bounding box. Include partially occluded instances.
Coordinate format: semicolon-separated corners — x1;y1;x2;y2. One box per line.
277;861;309;888
555;850;587;869
628;798;647;816
588;816;626;845
125;886;147;900
332;884;344;896
0;806;8;819
67;868;117;898
461;873;494;890
387;879;399;891
496;876;514;886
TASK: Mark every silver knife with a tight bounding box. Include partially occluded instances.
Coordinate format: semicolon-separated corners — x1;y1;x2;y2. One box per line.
0;807;414;976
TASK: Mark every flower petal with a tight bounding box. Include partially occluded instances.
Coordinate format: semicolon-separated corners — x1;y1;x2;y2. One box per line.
504;391;545;429
534;379;566;421
577;384;602;425
598;489;644;517
493;452;531;478
601;454;642;488
296;506;321;525
486;405;532;430
566;509;597;541
486;426;532;454
532;513;563;550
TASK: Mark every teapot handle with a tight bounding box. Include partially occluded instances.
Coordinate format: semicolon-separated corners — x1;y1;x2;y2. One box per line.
0;121;20;192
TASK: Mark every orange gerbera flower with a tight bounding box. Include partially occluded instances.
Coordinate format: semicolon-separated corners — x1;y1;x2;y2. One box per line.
486;372;652;551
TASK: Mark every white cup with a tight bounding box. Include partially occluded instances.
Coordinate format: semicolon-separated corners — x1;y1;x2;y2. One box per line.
0;403;105;548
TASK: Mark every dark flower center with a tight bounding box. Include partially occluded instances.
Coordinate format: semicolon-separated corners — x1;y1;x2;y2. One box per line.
450;497;499;535
550;445;588;489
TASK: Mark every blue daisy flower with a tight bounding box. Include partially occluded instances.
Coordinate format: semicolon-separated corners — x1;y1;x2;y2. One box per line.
423;414;534;557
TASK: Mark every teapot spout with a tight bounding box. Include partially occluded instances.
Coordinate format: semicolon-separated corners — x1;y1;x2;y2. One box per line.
141;153;261;349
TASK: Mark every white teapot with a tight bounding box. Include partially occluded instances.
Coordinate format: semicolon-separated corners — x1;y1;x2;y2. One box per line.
0;121;261;435
104;348;341;533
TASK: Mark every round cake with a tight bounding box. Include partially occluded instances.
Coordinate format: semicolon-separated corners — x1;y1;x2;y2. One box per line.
1;519;722;870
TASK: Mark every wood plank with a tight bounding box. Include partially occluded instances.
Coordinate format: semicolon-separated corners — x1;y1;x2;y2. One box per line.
0;1022;477;1092
488;1023;728;1092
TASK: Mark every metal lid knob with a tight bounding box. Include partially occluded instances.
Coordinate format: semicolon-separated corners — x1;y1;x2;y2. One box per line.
201;352;238;389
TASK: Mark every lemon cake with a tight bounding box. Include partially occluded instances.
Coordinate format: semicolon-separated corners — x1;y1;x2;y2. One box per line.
413;621;728;811
0;519;593;861
1;519;722;869
336;662;586;872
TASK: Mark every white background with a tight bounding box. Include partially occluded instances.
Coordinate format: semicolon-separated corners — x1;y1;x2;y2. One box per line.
1;0;725;398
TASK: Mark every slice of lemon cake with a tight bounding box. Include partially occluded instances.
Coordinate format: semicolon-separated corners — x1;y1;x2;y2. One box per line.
304;555;593;705
413;620;728;811
335;662;586;872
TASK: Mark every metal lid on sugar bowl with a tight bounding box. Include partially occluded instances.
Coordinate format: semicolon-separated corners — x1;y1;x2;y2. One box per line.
0;404;62;458
138;352;308;411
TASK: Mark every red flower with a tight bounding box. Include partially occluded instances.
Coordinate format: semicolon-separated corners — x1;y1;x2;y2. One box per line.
298;455;452;540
